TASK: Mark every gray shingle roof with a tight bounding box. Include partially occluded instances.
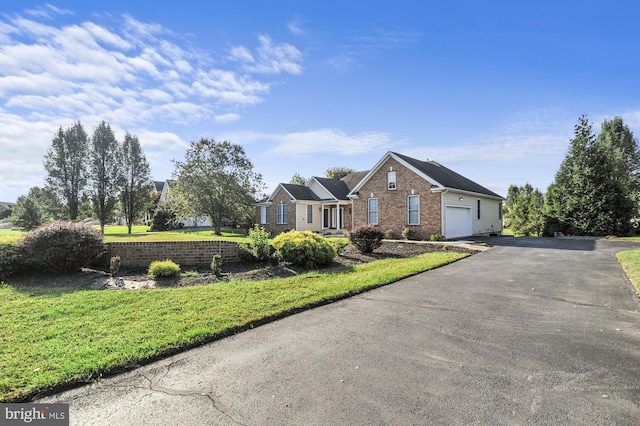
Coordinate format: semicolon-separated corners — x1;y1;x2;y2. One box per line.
313;177;351;200
280;184;321;201
392;152;503;198
341;171;369;191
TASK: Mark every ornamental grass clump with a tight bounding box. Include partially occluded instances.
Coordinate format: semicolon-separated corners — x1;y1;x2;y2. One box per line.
272;230;336;268
148;259;181;278
20;221;105;274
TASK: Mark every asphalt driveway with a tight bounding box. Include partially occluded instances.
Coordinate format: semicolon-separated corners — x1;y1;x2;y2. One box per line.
40;237;640;425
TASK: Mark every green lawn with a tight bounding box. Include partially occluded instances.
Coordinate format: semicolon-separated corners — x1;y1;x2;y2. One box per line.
616;250;640;294
0;226;252;243
0;251;468;402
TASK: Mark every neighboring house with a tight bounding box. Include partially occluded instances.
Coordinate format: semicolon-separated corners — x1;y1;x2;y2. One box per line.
157;180;211;228
257;151;504;239
256;172;368;235
0;201;15;210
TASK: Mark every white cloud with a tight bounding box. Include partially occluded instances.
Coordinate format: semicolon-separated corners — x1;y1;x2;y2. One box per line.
0;9;304;201
230;128;393;156
231;35;303;75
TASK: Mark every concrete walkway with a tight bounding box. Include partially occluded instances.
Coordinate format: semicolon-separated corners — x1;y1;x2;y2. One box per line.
40;237;640;425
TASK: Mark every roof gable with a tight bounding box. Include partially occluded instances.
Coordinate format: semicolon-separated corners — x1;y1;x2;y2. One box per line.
348;151;503;199
268;183;321;202
311;177;351;200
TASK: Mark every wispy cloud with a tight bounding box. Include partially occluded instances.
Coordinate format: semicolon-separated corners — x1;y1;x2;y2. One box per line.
230;35;303;75
228;128;393;156
0;9;303;200
329;28;422;70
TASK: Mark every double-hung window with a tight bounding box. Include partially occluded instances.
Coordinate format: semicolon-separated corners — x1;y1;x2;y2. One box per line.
277;204;288;224
387;171;397;190
368;198;378;225
408;195;420;225
260;206;269;224
307;205;313;223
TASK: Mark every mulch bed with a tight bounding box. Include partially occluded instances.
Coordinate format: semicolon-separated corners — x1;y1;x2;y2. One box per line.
6;241;478;290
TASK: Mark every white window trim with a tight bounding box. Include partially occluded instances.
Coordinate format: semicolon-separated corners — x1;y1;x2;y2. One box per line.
277;204;288;224
368;198;378;225
387;171;397;190
408;195;420;225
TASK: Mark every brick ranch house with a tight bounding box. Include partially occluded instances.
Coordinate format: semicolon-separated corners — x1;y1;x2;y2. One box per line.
256;151;504;240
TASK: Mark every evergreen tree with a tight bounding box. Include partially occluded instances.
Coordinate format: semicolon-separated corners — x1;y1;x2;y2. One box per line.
43;122;89;220
10;186;63;230
88;121;123;233
545;115;639;236
120;132;154;234
503;183;544;236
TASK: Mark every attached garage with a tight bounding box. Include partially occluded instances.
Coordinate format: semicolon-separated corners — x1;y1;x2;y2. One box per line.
445;206;472;239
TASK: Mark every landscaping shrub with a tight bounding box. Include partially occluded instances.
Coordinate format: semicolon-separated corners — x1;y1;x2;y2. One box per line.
0;238;24;280
349;225;384;254
272;230;336;268
150;203;177;231
148;259;181;278
210;254;222;274
402;227;419;241
430;233;445;241
20;221;105;274
384;229;399;239
238;225;274;263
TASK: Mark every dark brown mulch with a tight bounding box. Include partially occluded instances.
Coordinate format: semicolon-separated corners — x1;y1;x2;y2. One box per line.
6;241;478;289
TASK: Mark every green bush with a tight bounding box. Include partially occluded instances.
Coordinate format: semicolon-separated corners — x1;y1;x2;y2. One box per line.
148;259;181;278
0;238;24;280
349;225;384;254
272;230;336;268
238;225;274;263
402;227;419;241
20;221;105;274
210;254;222;274
150;203;177;231
430;233;445;241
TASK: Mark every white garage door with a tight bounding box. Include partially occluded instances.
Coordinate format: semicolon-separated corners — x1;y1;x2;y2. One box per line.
446;206;472;239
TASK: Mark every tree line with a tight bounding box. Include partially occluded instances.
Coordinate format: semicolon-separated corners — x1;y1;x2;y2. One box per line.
10;124;265;236
11;121;154;234
504;115;640;236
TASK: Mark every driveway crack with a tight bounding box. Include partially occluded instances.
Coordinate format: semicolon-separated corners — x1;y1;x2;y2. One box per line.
137;364;247;426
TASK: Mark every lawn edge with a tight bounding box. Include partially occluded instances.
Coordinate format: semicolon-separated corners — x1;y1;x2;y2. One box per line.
17;253;471;403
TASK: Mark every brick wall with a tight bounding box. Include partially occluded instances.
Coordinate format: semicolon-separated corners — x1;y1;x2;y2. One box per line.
352;157;441;239
105;240;240;269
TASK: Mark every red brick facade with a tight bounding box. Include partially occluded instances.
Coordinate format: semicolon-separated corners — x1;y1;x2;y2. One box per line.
351;157;441;239
257;187;295;235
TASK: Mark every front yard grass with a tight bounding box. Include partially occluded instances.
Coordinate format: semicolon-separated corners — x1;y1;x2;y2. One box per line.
616;250;640;294
0;251;468;402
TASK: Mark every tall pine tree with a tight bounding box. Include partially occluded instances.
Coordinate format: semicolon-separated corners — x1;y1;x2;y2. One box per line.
545;115;638;235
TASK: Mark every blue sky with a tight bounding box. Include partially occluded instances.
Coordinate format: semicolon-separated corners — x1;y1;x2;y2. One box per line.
1;1;639;203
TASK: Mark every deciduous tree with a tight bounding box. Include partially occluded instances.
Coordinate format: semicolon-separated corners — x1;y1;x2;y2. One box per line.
289;173;307;185
325;166;355;180
88;121;123;234
120;132;154;234
43;122;88;220
172;139;264;235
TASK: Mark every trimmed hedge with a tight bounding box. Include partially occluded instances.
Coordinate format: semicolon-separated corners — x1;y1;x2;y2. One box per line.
0;238;24;280
20;221;105;274
272;230;336;268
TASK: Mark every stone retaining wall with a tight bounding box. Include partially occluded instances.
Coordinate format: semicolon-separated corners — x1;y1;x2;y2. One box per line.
105;240;241;269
